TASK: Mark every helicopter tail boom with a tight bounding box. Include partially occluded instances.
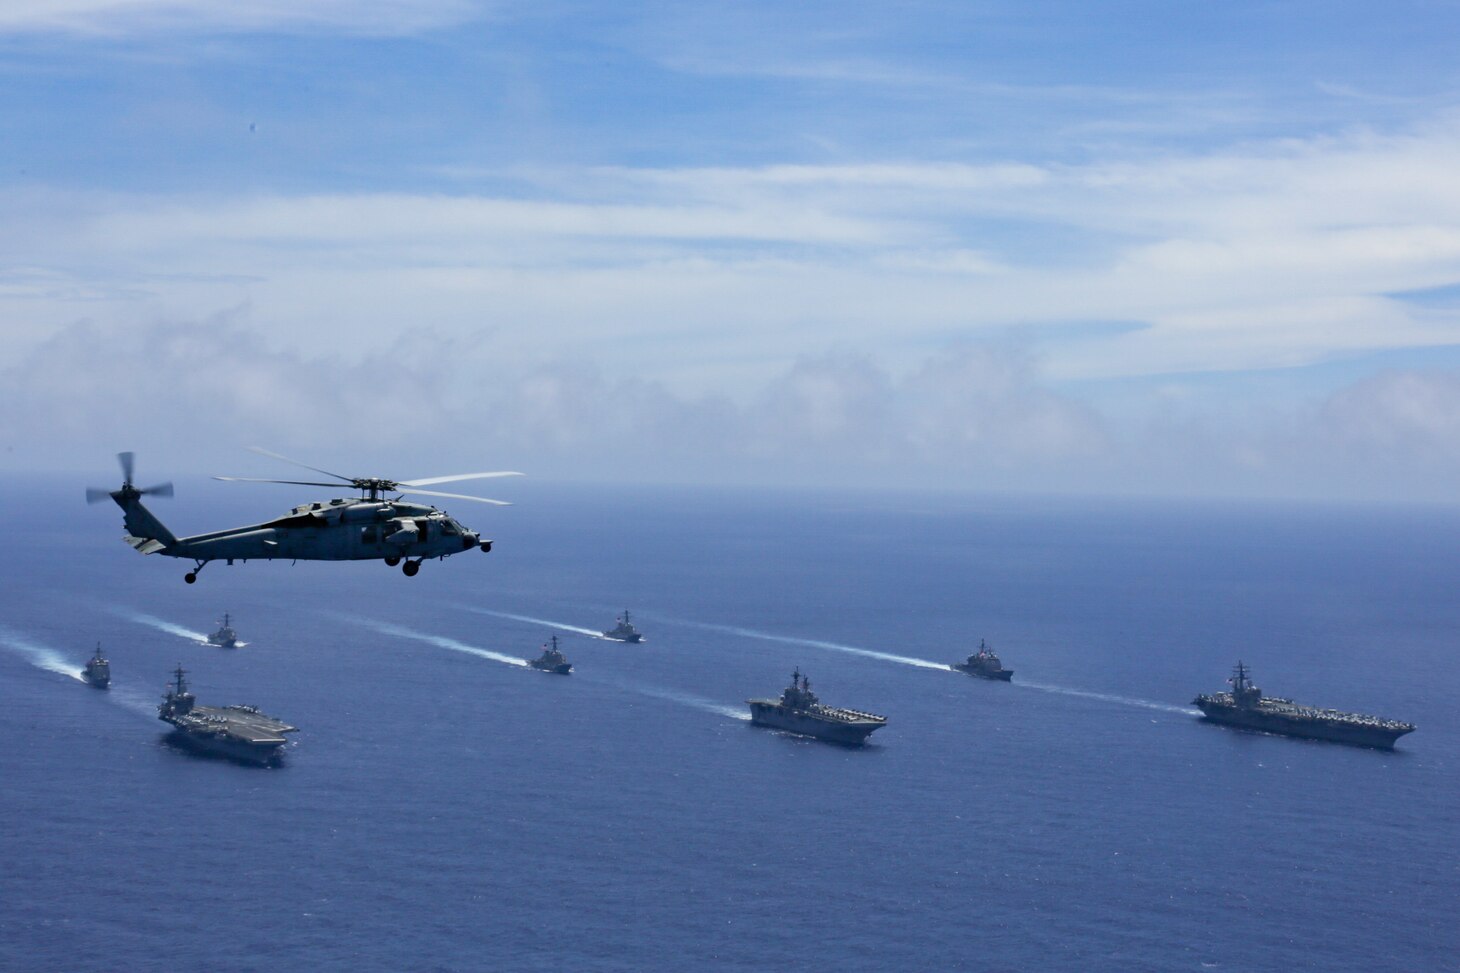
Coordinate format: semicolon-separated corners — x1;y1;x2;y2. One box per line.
116;494;178;552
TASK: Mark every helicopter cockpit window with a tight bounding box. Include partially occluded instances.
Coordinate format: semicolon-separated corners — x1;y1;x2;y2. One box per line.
441;521;459;536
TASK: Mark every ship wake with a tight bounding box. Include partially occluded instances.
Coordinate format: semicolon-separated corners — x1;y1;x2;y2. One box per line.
664;617;951;671
1016;680;1198;715
111;608;210;645
0;624;85;681
452;606;608;639
591;675;749;721
337;615;529;668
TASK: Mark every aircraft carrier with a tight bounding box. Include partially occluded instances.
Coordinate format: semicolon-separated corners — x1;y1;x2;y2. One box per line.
157;665;297;765
1193;662;1414;749
748;669;886;745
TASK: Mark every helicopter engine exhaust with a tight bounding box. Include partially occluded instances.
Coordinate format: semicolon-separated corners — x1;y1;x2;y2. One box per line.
340;503;393;523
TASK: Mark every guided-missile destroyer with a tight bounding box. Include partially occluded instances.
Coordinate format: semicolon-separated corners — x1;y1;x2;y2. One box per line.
82;643;110;689
1193;661;1414;749
953;639;1012;681
207;613;239;648
157;665;297;765
528;635;573;674
602;610;644;643
747;669;886;746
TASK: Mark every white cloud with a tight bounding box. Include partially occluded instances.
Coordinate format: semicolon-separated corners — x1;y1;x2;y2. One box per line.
0;0;477;36
6;117;1460;413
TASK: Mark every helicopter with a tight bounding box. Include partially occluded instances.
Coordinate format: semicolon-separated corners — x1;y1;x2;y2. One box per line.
87;449;521;583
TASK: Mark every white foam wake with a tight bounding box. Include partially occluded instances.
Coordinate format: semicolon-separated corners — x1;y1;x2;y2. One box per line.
1016;680;1199;716
113;609;210;645
335;614;529;668
0;624;85;681
453;606;608;639
669;618;951;671
591;676;748;721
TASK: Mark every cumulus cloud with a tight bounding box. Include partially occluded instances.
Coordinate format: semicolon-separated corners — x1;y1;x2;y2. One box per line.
1320;369;1460;461
0;319;1105;490
12;317;1460;501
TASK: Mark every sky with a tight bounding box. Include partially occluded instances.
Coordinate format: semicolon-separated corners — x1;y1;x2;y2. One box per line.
4;0;1460;501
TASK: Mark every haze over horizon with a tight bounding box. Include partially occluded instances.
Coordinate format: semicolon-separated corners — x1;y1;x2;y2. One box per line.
5;1;1460;502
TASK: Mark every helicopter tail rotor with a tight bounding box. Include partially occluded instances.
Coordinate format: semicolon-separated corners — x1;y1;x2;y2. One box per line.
86;452;174;504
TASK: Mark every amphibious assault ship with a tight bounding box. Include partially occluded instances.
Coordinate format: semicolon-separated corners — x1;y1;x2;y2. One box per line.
157;665;297;765
207;613;239;648
747;669;887;745
602;610;644;643
1193;661;1414;749
82;643;110;689
953;639;1012;681
528;635;573;674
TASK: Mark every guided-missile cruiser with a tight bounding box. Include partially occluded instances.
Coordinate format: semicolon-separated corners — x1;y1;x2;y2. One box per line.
82;643;110;689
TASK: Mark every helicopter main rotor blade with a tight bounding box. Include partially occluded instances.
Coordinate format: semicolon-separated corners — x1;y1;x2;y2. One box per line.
246;447;353;483
400;471;525;487
118;451;135;485
402;487;513;506
214;476;346;488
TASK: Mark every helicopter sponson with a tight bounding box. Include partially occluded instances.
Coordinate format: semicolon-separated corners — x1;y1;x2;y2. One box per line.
87;450;518;583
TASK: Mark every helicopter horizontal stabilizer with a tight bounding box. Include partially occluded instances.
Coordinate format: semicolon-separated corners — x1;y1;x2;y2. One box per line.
124;535;168;555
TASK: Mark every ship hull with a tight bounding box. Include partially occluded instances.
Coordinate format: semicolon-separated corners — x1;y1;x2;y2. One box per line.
531;662;572;674
747;702;882;746
82;672;110;689
603;634;642;643
163;728;286;765
1194;702;1413;750
953;664;1012;681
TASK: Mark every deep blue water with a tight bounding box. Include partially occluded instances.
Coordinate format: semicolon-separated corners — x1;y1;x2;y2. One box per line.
1;477;1456;972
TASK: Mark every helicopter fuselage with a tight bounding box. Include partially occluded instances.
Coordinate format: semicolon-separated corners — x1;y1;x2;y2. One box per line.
115;493;491;582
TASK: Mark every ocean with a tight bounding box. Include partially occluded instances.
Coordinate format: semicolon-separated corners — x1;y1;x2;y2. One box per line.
1;476;1456;972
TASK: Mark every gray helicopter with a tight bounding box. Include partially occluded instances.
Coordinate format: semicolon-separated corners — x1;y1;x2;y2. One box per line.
87;449;521;583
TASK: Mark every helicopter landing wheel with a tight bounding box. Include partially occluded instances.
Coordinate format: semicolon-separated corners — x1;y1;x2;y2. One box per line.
185;572;197;584
402;560;420;577
384;556;400;567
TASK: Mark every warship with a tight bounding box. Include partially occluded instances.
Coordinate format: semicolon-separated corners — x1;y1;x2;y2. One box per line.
1193;661;1415;749
528;635;573;674
82;643;110;689
602;610;644;643
157;665;297;765
207;613;239;648
952;639;1013;681
747;669;887;745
